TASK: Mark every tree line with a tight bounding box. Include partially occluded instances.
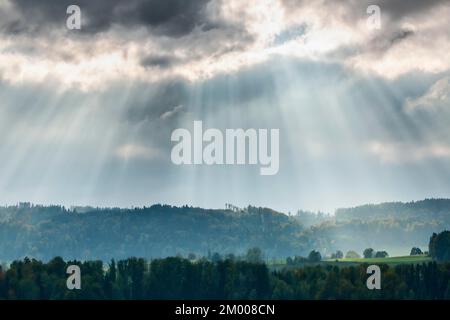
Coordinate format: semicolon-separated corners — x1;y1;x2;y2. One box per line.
1;256;450;299
1;230;450;300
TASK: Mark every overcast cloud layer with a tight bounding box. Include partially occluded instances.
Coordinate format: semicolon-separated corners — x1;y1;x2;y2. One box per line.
1;0;450;213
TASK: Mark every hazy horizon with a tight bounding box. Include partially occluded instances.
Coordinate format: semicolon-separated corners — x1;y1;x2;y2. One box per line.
3;196;450;216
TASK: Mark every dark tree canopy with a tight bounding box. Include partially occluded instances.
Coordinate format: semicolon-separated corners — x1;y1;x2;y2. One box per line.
363;248;374;259
410;247;423;256
1;256;450;300
429;231;450;262
374;251;389;258
308;250;322;262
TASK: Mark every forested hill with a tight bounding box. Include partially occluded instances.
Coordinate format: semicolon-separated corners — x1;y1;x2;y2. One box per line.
2;199;450;262
308;199;450;255
335;199;450;221
0;204;309;261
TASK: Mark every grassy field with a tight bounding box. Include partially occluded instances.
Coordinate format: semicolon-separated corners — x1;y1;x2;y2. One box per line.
330;255;432;265
268;255;432;271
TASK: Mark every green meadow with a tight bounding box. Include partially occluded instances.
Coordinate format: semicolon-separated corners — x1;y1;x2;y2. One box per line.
331;255;431;265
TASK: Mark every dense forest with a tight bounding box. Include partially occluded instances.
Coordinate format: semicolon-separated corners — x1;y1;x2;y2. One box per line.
1;199;450;261
1;256;450;299
0;204;310;261
2;230;450;300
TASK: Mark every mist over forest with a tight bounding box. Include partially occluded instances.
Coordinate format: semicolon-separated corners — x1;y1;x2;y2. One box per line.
1;199;450;262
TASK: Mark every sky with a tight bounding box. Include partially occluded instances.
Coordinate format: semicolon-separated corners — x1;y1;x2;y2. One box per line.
1;0;450;213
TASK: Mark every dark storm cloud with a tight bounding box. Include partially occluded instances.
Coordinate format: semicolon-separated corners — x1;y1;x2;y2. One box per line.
140;55;178;69
282;0;449;20
373;0;449;19
4;0;212;37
